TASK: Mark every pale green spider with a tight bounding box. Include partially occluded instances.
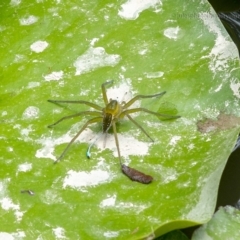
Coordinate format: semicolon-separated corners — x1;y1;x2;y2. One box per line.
48;81;180;183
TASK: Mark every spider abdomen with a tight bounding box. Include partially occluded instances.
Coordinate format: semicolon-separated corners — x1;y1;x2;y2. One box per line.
102;113;113;133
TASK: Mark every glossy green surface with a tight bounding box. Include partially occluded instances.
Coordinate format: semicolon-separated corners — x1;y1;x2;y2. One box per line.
0;0;240;239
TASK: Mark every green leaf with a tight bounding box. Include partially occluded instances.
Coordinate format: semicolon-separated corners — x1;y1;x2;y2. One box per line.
1;0;240;239
192;206;240;239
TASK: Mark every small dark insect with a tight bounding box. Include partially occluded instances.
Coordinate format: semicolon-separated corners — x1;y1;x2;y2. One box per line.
121;164;153;184
21;190;34;195
48;81;180;183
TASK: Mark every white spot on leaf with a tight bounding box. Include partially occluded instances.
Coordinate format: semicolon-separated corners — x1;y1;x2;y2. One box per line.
10;0;21;6
74;47;121;75
199;10;238;73
53;227;66;239
164;27;180;40
169;136;181;146
13;54;26;63
27;82;40;88
44;71;64;81
145;71;164;78
22;106;39;119
103;231;119;238
100;195;117;208
0;197;24;221
230;78;240;98
118;0;162;20
19;15;38;25
2;111;7;116
63;170;111;191
17;163;32;172
30;40;48;53
0;232;25;239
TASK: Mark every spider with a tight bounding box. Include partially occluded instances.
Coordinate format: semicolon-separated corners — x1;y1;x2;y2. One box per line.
48;81;180;181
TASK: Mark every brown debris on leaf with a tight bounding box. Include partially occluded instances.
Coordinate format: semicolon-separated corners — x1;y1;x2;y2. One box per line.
197;112;240;133
21;190;35;195
121;164;153;184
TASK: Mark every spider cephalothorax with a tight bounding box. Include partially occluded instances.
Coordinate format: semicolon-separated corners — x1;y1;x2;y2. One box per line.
102;99;122;133
48;81;180;183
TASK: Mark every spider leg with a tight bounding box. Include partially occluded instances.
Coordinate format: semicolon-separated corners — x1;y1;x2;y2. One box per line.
121;107;181;120
48;111;102;128
123;91;166;109
101;80;113;105
125;114;154;142
48;99;103;111
86;133;102;159
86;119;112;159
103;132;108;148
54;116;102;164
112;121;122;166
